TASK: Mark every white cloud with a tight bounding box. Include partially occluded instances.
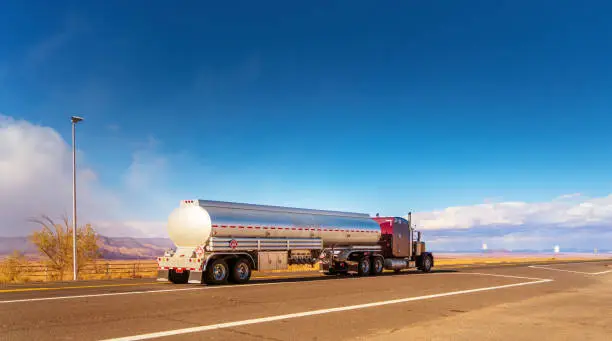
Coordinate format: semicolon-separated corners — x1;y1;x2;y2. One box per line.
555;193;583;200
412;194;612;230
0;114;164;237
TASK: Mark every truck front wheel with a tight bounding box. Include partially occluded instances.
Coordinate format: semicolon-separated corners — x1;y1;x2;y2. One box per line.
229;258;251;284
419;255;433;273
205;259;229;285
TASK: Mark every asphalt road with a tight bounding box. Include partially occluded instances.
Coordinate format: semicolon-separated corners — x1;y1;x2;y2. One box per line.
1;261;611;341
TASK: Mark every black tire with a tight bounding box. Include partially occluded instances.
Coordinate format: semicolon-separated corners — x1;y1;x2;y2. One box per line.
420;255;433;273
205;258;229;285
169;270;189;284
370;257;384;276
357;258;371;276
229;258;252;284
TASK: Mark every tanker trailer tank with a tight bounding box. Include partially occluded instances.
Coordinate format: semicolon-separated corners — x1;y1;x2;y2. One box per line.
167;199;382;248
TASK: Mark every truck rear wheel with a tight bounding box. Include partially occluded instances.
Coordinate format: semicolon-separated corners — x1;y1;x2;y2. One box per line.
357;258;371;276
205;259;229;285
229;258;251;284
371;257;384;276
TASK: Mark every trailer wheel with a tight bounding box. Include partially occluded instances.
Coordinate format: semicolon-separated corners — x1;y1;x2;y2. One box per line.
420;255;433;273
371;257;384;276
205;258;229;285
357;258;371;276
169;270;189;284
229;258;251;284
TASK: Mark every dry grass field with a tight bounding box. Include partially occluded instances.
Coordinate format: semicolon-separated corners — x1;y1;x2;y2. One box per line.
0;260;159;283
1;253;610;284
433;253;611;267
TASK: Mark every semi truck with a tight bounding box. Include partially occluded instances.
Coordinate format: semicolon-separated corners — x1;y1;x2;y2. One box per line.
157;200;434;285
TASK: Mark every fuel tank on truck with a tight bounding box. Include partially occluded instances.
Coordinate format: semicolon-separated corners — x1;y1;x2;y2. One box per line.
167;200;382;247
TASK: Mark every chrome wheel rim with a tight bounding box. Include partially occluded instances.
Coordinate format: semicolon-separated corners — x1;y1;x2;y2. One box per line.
237;263;249;280
361;260;370;273
375;259;383;272
213;264;227;281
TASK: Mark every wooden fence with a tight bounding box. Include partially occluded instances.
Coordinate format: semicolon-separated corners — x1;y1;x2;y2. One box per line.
1;261;159;282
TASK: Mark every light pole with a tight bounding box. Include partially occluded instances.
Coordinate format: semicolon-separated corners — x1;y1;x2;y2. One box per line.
71;115;84;281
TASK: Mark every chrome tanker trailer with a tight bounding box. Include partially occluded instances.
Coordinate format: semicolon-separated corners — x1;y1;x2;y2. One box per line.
157;200;434;285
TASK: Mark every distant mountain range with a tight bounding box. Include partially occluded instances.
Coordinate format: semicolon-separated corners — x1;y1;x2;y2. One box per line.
1;237;608;260
0;236;175;260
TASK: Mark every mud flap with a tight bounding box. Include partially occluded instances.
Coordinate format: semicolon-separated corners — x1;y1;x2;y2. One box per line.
157;269;169;282
188;271;203;284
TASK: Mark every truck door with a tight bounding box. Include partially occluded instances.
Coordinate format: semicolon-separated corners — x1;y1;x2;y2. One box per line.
392;218;411;258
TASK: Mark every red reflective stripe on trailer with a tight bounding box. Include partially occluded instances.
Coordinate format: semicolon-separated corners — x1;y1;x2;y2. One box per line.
317;228;322;231
220;225;228;228
254;226;261;229
285;227;290;230
229;226;236;228
238;226;245;229
263;226;269;229
247;226;253;229
297;228;303;230
270;227;275;229
310;228;316;231
211;225;219;228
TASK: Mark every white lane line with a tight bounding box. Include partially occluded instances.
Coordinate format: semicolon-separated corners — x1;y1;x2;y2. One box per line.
100;278;553;341
0;280;302;304
0;274;402;304
456;272;551;281
0;287;207;304
528;265;612;275
0;272;469;304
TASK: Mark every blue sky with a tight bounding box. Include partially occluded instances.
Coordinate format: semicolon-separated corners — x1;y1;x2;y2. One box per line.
1;1;612;248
